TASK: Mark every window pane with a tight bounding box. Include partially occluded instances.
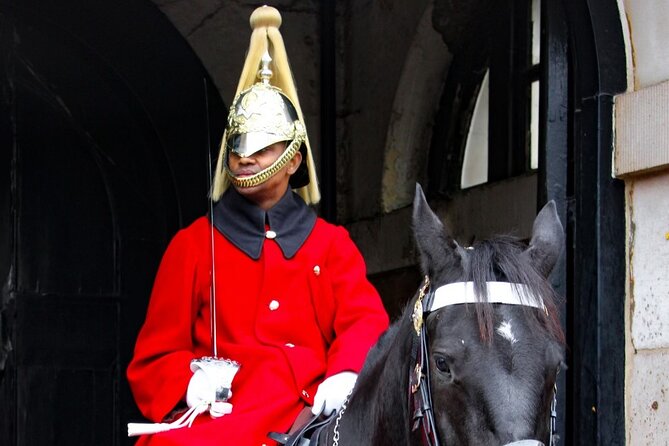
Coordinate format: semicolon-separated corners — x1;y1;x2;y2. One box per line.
532;0;541;66
461;70;489;189
530;80;540;170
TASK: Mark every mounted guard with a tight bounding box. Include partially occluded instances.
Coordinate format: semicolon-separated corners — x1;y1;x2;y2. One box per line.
125;5;388;445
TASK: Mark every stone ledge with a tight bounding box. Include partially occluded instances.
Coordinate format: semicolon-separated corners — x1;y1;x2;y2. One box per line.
614;79;669;177
346;174;537;276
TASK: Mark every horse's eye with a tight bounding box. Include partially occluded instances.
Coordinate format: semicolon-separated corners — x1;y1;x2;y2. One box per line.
434;356;451;375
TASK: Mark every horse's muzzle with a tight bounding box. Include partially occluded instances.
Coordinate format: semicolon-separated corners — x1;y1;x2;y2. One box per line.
503;441;544;446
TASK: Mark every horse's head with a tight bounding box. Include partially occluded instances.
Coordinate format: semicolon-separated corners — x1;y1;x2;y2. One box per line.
412;185;566;446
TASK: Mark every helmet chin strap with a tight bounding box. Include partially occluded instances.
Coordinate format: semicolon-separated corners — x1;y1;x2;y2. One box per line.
224;130;304;188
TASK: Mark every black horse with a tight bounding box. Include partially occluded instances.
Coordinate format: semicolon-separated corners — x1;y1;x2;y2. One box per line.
276;184;566;446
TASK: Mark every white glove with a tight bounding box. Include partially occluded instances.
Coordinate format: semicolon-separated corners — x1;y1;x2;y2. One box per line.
186;368;233;418
186;368;214;409
311;371;358;416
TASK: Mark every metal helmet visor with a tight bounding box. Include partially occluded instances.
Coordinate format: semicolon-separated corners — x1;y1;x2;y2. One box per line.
226;84;300;158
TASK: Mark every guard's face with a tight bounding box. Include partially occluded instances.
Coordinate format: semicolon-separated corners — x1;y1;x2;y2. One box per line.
227;141;301;207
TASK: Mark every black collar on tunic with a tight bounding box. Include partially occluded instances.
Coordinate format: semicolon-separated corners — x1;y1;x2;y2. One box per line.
210;187;317;260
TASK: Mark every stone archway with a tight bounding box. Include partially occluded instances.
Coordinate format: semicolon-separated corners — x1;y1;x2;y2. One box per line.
380;1;451;212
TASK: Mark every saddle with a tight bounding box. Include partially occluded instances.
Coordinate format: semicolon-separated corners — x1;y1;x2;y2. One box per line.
267;405;335;446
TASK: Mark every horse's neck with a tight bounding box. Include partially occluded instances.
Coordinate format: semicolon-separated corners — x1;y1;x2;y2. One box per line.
326;325;413;445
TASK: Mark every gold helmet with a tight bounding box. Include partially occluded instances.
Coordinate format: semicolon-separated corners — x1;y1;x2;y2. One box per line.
211;6;320;205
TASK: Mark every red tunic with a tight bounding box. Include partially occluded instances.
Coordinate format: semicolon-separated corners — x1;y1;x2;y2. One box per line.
127;214;389;445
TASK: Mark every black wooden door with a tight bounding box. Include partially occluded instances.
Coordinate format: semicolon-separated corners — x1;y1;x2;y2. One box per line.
0;1;224;444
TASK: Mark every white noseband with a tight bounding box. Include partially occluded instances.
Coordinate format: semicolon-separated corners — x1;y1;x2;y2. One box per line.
503;441;544;446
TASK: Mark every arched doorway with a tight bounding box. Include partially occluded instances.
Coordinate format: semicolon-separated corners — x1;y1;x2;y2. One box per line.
426;0;627;442
0;1;225;444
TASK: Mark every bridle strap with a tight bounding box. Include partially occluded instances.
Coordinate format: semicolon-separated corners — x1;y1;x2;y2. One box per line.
504;442;544;446
549;380;558;446
431;281;545;312
408;277;440;446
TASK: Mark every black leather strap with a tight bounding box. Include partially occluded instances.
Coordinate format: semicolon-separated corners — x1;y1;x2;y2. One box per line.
408;286;441;446
268;406;336;446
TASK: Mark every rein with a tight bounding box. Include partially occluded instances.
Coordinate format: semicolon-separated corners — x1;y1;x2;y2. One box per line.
408;276;440;446
408;276;560;446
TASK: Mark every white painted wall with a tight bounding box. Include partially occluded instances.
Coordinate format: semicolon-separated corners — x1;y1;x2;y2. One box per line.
617;1;669;444
625;174;669;445
623;0;669;89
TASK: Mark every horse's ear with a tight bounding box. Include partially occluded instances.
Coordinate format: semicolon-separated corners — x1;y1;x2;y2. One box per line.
524;200;564;277
412;184;461;277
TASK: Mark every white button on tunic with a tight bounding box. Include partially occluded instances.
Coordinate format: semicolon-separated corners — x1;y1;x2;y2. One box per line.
269;300;280;311
265;230;277;239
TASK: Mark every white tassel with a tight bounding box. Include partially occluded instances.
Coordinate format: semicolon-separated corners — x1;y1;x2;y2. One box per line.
127;422;174;437
127;403;210;437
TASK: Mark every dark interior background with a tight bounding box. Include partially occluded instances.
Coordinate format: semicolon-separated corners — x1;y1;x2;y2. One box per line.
0;1;225;444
